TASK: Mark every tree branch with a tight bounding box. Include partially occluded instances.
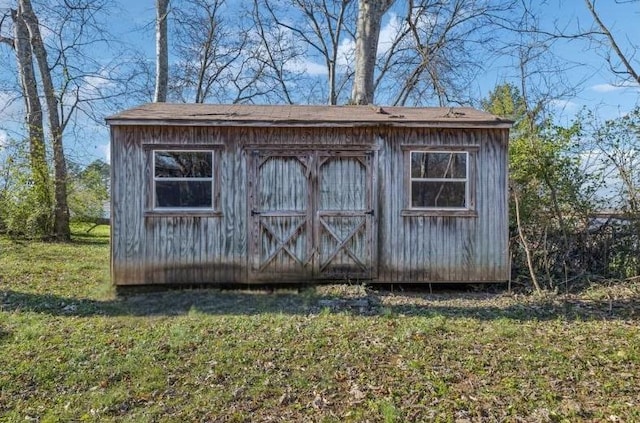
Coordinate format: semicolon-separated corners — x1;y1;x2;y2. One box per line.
0;12;15;48
584;0;639;84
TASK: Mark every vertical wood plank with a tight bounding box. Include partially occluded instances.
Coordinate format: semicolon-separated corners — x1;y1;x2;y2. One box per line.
110;128;121;284
111;123;509;286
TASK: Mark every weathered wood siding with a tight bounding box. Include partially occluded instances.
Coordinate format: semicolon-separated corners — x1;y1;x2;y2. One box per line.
111;124;508;285
376;127;509;282
112;126;243;284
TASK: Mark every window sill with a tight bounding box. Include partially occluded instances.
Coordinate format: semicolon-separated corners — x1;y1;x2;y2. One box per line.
401;209;478;218
144;210;223;218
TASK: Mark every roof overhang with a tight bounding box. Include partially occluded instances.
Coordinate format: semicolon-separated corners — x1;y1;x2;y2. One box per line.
106;103;514;129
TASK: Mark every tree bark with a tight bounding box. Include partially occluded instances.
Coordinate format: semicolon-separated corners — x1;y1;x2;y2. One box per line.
20;0;70;241
350;0;394;105
11;7;52;234
155;0;170;102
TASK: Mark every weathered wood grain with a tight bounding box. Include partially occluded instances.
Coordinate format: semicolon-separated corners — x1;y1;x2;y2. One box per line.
110;118;509;286
376;127;508;282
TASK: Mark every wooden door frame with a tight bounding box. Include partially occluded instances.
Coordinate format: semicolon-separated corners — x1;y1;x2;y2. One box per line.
247;149;314;281
247;147;378;282
314;150;378;280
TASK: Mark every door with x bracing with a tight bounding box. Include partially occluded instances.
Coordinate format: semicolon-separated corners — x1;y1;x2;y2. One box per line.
249;150;376;281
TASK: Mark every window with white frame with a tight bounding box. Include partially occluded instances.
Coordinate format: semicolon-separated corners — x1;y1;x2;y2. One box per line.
153;150;215;209
410;150;469;209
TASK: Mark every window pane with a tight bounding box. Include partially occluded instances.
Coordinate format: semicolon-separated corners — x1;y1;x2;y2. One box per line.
411;152;466;178
156;181;212;208
412;181;466;208
155;151;212;178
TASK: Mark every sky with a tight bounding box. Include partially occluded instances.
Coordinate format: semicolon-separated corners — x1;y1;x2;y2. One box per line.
108;0;640;113
0;0;639;166
464;0;639;124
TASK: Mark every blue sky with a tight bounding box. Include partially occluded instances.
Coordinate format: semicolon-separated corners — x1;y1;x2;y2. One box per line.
0;0;639;165
466;0;639;123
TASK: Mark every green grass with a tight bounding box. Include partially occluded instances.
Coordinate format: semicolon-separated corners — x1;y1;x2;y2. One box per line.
1;226;639;421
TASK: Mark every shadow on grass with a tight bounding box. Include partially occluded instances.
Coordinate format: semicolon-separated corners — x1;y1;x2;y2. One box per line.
1;288;638;321
70;231;110;245
70;237;110;246
0;325;11;341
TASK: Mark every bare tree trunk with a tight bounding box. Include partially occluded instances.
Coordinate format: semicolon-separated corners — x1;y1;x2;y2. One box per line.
350;0;393;105
513;185;541;293
20;0;70;241
328;0;351;105
11;7;52;235
155;0;170;102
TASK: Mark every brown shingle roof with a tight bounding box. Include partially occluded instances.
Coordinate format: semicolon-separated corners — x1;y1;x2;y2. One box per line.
106;103;512;128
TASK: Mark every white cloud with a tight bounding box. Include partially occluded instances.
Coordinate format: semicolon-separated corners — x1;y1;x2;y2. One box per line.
79;71;115;98
549;99;578;111
579;149;605;171
591;84;625;93
275;12;403;76
591;81;640;93
378;13;403;56
285;58;328;76
98;142;110;164
84;74;112;89
0;129;8;148
336;38;355;68
578;148;630;206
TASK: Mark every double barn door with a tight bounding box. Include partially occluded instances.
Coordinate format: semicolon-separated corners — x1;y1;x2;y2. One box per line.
249;150;376;281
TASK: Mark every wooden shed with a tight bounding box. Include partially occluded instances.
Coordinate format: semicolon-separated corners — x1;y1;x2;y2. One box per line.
106;103;511;286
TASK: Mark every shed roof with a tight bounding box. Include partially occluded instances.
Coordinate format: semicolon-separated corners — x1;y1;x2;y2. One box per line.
106;103;512;128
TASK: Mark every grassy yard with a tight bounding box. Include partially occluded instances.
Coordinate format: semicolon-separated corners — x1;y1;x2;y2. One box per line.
1;225;639;422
